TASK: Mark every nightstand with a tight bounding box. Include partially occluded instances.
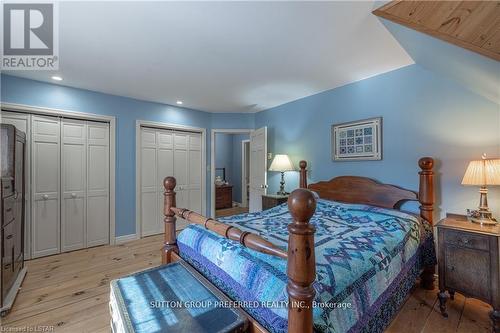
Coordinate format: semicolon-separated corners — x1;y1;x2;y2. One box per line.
262;194;288;210
437;214;500;332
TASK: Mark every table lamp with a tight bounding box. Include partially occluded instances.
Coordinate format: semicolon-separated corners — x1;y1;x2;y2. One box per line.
269;154;294;195
461;156;500;225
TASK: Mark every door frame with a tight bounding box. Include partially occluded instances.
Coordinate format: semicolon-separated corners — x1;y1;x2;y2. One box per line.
135;120;207;238
241;139;250;208
0;102;117;246
210;129;253;218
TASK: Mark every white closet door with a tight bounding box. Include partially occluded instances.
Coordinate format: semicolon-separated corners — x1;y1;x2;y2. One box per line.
140;128;158;236
156;130;174;234
188;133;202;214
1;111;32;259
173;132;189;210
86;121;110;247
61;119;87;252
32;115;60;258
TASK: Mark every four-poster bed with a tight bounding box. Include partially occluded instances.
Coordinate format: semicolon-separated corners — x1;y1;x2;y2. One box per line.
161;157;436;333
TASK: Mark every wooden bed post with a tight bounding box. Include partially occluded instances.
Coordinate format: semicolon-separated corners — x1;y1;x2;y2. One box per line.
287;189;317;333
299;160;307;189
418;157;434;225
418;157;435;290
162;176;178;264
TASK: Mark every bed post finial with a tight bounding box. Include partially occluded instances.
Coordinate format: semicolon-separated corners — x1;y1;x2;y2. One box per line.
287;189;316;333
299;160;307;189
418;157;435;290
163;176;178;264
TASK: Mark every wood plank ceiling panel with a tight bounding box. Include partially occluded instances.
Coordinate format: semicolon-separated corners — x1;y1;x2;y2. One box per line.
373;1;500;61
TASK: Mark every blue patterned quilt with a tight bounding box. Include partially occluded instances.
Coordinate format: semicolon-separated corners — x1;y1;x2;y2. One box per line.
177;199;435;333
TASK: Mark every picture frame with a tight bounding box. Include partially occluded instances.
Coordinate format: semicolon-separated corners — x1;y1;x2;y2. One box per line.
332;117;382;161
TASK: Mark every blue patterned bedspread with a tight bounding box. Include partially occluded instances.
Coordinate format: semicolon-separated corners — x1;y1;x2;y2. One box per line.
177;199;435;333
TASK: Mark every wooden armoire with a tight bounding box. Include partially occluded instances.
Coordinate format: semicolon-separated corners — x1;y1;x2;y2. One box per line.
0;124;26;315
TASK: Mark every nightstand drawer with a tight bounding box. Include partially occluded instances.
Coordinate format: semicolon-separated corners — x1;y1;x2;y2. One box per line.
444;229;489;251
444;244;491;301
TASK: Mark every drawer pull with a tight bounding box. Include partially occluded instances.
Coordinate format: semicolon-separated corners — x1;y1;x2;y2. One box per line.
460;238;470;244
447;265;455;272
6;234;13;240
6;208;12;212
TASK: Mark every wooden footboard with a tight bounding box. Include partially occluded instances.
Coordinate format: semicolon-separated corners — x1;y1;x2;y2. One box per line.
162;176;318;333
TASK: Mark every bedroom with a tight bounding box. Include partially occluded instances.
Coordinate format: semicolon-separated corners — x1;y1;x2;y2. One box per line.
0;1;499;333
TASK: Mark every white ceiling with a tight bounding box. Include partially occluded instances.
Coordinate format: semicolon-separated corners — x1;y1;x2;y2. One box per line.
7;1;414;113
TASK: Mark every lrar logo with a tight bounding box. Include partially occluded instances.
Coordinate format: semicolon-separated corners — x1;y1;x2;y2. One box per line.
2;1;59;70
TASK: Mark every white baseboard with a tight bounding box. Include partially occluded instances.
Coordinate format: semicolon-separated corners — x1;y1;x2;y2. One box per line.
115;233;139;244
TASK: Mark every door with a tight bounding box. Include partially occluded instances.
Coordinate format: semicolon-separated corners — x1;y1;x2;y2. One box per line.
1;111;32;259
61;119;86;252
188;133;202;214
156;129;174;234
140;127;203;236
32;115;60;258
249;127;267;212
86;121;110;247
140;128;158;236
173;132;189;230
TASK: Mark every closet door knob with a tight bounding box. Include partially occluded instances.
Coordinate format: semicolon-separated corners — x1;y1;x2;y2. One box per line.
71;193;77;198
43;194;49;200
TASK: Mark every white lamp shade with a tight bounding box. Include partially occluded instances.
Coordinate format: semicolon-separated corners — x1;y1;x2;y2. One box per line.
269;154;295;172
461;159;500;186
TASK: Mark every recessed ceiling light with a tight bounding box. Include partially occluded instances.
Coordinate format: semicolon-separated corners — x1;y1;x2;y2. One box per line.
51;76;63;81
176;100;183;105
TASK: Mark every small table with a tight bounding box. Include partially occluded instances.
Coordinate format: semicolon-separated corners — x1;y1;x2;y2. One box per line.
436;214;499;332
262;194;289;210
110;261;248;333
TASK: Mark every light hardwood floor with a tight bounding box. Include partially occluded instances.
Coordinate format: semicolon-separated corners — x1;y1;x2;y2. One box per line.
0;235;493;332
216;206;249;217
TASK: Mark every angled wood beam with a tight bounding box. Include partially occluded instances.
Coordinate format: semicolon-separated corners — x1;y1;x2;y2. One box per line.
373;1;500;61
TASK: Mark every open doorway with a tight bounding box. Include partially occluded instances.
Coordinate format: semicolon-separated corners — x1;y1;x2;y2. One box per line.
211;129;252;218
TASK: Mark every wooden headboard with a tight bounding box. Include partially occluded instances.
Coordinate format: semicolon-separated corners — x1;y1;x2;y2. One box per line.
298;157;435;225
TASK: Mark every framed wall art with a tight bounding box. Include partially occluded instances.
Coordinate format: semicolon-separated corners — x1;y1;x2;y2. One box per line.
332;117;382;161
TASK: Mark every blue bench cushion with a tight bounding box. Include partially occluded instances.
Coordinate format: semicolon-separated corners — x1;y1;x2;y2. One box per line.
110;261;247;333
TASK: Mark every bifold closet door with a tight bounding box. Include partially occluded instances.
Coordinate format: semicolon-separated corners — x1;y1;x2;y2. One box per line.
188;133;202;214
86;121;110;247
61;119;86;252
140;128;158;236
32;116;60;258
140;127;202;236
156;130;173;233
140;128;174;236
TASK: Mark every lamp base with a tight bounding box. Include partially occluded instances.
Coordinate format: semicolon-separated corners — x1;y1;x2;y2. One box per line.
471;215;498;225
470;187;498;225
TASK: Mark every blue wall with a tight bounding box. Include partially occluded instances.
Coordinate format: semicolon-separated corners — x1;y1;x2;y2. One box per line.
1;74;254;236
214;133;249;203
215;133;233;182
256;64;500;219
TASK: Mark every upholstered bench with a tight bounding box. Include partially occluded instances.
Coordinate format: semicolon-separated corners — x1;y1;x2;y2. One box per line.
110;261;248;333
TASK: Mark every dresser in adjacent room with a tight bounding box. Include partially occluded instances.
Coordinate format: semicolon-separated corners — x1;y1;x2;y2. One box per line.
1;124;27;316
215;184;233;210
